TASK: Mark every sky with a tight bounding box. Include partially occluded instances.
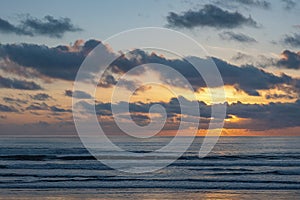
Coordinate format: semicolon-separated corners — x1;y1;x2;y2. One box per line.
0;0;300;136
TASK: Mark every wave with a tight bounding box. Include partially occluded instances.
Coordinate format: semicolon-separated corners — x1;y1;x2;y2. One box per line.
0;155;95;161
179;154;300;160
0;175;299;183
171;162;300;167
0;181;299;190
207;170;300;176
1;153;300;161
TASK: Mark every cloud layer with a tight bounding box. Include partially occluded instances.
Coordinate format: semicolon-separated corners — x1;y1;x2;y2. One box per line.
1;39;300;135
74;97;300;131
1;40;298;98
105;49;294;96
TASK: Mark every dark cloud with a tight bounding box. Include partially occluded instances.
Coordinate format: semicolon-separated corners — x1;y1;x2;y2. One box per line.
50;106;71;113
0;76;42;90
281;0;297;10
234;0;271;9
106;50;293;96
0;18;30;35
166;4;258;29
226;100;300;130
75;97;204;125
3;97;28;105
0;15;82;38
283;33;300;47
231;52;277;68
25;102;71;113
0;61;50;83
75;100;112;116
65;90;92;99
97;75;118;88
217;61;292;96
26;102;49;111
277;50;300;69
219;31;257;43
31;93;52;101
21;15;82;38
64;90;73;97
0;39;103;81
0;104;18;112
214;0;271;9
118;113;151;126
0;40;296;97
75;96;300;131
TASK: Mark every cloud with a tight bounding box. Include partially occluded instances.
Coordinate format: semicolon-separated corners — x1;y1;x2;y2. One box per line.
232;50;300;70
118;113;151;126
26;102;49;111
219;31;257;43
65;90;92;99
214;0;271;9
0;104;18;112
231;52;277;68
97;74;117;88
3;97;28;105
0;40;296;97
0;18;30;35
30;93;52;101
166;4;258;29
21;15;82;38
6;99;300;135
64;90;73;97
0;76;42;90
281;0;297;10
106;50;293;96
226;100;300;130
235;0;271;9
50;106;71;113
0;15;82;38
217;61;292;96
283;33;300;47
74;97;204;125
75;100;112;116
25;102;71;113
0;39;104;81
75;96;300;131
277;50;300;69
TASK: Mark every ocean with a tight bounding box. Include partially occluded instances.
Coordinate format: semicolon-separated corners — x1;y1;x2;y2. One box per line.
0;136;299;199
